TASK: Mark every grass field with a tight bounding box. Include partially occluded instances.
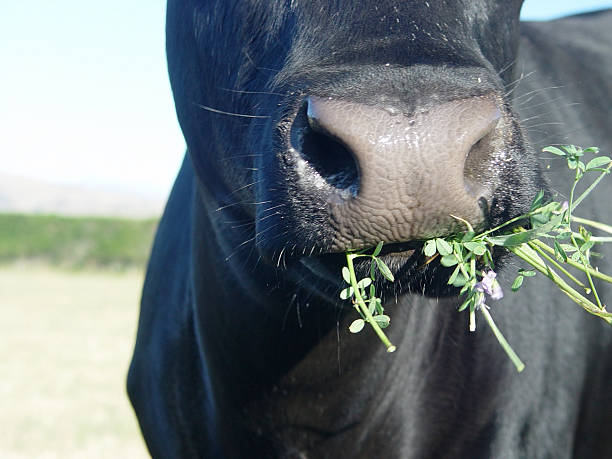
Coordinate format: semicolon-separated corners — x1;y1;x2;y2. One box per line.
0;266;150;458
0;213;158;269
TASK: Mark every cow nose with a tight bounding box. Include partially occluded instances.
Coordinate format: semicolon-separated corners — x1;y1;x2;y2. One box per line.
291;95;502;249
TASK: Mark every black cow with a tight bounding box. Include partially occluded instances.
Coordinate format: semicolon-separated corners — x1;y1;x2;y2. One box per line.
128;2;612;457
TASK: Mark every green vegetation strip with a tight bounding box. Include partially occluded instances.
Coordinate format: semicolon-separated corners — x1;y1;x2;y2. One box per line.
0;213;158;269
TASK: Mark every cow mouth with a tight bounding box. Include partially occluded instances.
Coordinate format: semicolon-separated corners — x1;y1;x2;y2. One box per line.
372;241;420;258
294;214;513;299
287;189;524;298
297;239;426;295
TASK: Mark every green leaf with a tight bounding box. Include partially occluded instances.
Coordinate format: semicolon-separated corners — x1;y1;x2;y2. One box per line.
536;201;561;214
555;231;572;241
482;249;493;266
436;238;453;256
357;277;372;289
372;297;384;315
559;243;577;252
488;216;562;247
583;147;600;154
543;146;566;156
530;189;546;210
580;241;595;253
586;156;611;171
571;251;582;262
340;286;354;300
567;157;578;169
369;283;376;300
372;315;391;328
463;241;486;256
461;231;476;242
447;264;461;285
349;319;365;333
453;243;465;263
342;266;351;283
440;254;458;267
372;241;384;257
569;146;584;157
554;240;568;262
511;275;524;291
488;231;537;247
452;273;468;287
370;259;377;280
376;258;395;282
531;213;550;228
424;239;437;257
518;269;536;277
458;295;473;312
531;201;564;227
579;226;591;240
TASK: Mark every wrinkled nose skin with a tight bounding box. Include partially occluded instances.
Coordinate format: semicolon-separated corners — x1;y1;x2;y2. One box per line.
297;96;503;250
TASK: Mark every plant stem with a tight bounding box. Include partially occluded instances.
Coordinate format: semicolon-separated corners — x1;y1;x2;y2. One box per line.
526;241;588;290
531;239;612;284
570;234;603;309
450;214;474;233
510;245;612;323
572;161;612;209
479;304;525;372
565;167;580;226
477;213;531;238
570;232;612;243
468;258;476;331
572;216;612;235
346;253;396;352
562;165;605;310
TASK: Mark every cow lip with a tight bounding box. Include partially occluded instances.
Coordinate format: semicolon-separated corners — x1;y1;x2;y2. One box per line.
371;241;422;257
297;240;424;288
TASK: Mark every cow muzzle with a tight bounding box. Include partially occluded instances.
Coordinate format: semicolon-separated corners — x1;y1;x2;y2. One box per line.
289;95;504;251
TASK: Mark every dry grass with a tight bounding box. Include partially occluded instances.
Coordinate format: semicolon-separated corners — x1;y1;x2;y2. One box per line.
0;265;149;458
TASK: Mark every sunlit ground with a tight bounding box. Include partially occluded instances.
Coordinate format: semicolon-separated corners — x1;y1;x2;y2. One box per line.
0;266;149;458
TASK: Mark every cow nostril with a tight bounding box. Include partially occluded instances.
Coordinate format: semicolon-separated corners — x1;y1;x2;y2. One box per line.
463;120;499;205
290;100;360;197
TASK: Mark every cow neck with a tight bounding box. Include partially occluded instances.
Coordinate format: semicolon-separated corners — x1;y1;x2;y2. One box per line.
190;179;339;402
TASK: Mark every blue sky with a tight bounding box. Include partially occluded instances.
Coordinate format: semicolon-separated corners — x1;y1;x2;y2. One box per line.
1;1;610;198
522;0;611;20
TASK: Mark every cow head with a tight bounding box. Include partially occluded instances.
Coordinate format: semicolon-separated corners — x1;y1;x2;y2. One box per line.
167;0;545;297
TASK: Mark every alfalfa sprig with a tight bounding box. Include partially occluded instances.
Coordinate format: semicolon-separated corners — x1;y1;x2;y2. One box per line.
422;216;527;371
340;145;612;370
341;242;396;352
420;146;612;371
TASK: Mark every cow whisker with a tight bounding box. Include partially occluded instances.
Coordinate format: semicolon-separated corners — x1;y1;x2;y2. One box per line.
220;87;285;96
228;179;263;195
194;103;270;119
216;200;272;212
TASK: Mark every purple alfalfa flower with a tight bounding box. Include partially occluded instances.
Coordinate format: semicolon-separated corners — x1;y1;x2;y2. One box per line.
474;270;503;301
554;200;569;216
560;201;569;212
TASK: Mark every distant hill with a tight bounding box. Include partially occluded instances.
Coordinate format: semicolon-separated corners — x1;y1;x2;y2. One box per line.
0;173;165;218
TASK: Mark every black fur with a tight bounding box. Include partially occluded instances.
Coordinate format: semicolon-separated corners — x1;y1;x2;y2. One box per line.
128;2;612;457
